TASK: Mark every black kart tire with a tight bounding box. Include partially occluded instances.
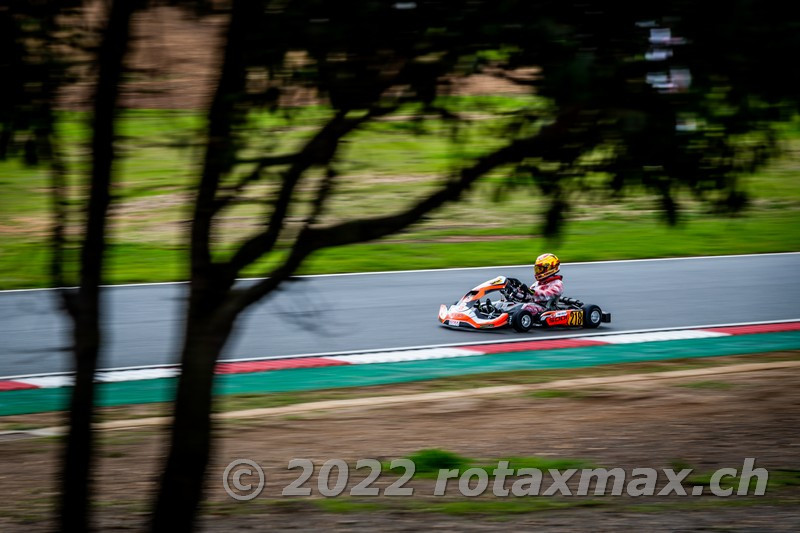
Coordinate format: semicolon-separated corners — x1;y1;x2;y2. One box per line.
511;310;534;332
583;304;602;329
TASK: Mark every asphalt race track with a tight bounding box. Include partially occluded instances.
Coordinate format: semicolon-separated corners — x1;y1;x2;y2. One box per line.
1;253;798;377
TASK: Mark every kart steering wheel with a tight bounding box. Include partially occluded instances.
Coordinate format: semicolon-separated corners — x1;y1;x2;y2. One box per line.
503;278;526;301
501;284;517;299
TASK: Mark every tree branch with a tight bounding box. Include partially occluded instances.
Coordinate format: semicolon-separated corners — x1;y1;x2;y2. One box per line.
225;106;391;276
221;118;574;319
189;0;250;280
306;165;337;227
302;135;541;249
214;153;298;209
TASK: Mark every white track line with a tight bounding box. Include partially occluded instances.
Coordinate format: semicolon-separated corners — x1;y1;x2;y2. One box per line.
328;347;480;365
212;318;800;363
581;330;729;344
1;252;797;293
15;376;74;388
2;318;798;381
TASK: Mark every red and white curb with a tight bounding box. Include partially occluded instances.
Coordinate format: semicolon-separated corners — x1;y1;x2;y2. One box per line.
2;321;799;392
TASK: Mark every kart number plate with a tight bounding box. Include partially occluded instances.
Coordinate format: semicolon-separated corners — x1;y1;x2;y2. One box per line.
450;320;461;327
568;310;584;326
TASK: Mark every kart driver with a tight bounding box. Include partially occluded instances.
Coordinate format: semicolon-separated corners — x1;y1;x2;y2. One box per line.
508;253;564;317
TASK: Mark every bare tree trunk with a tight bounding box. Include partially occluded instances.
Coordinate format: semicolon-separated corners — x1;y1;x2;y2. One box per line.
152;4;576;530
59;1;138;530
151;290;235;531
151;0;248;529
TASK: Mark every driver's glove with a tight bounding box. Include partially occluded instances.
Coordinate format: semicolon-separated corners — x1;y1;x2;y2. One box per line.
512;289;529;301
514;283;531;301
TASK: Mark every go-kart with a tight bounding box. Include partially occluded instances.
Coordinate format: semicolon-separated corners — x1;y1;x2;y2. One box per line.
438;276;611;332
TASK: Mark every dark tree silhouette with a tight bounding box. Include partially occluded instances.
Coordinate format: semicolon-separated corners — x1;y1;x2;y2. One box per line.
3;1;800;531
2;1;143;530
151;1;800;529
59;2;143;530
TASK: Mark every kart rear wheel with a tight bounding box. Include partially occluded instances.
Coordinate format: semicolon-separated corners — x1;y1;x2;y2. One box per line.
583;304;602;329
511;310;534;332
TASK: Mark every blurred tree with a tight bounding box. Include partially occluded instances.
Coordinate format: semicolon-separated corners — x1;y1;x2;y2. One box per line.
60;2;144;531
3;0;799;531
2;0;143;530
151;0;800;529
151;1;591;527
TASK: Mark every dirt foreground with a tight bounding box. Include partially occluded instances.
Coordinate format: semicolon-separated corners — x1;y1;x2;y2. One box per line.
1;353;799;531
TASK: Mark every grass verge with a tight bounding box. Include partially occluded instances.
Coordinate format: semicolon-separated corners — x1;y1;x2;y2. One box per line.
383;448;593;480
0;104;798;289
1;211;798;289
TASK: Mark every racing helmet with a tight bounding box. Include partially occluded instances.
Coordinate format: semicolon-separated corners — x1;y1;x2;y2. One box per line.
534;253;560;281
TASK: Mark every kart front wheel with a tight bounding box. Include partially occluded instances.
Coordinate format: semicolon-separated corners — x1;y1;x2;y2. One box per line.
583;304;602;329
511;310;534;332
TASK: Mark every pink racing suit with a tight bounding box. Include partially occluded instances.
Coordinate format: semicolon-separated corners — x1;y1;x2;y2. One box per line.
520;275;564;315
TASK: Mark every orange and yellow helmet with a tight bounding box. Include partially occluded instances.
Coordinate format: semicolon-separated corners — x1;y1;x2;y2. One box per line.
534;253;560;281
